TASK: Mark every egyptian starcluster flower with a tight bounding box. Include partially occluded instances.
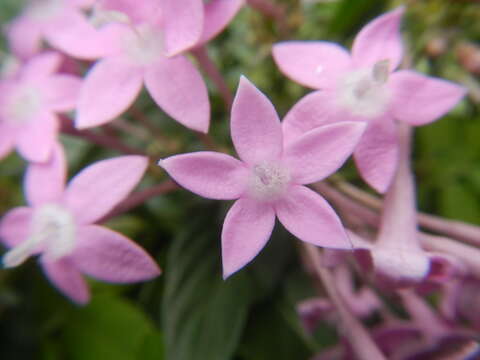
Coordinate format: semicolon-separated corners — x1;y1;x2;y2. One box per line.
0;51;81;162
0;146;160;304
160;76;366;278
6;0;97;60
273;7;466;193
74;0;244;132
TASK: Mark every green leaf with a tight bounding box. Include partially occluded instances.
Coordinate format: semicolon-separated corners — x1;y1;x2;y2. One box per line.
62;294;164;360
162;211;255;360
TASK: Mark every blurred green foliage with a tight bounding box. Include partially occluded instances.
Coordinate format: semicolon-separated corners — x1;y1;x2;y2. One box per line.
1;0;479;359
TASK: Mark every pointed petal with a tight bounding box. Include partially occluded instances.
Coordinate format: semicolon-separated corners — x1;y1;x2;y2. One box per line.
0;207;33;248
16;112;58;163
389;70;466;126
275;185;350;249
21;52;62;81
144;56;210;133
198;0;244;44
42;258;90;304
159;151;248;200
76;58;143;129
44;9;118;60
354;117;398;193
282;90;363;145
222;198;275;278
41;74;82;112
284;122;366;184
161;0;204;55
64;156;148;224
6;17;42;59
272;41;352;89
231;76;282;164
351;7;405;70
24;143;66;206
72;225;160;283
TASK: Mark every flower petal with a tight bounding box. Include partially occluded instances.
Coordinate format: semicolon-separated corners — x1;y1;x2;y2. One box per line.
24;143;66;206
354;117;398;193
275;185;350;249
161;0;204;55
41;74;82;112
6;17;42;59
221;198;275;279
284;122;366;184
159;151;248;200
76;58;143;129
144;55;210;133
389;70;466;126
272;41;352;89
0;207;33;249
282;90;358;145
231;76;282;164
64;155;148;224
351;7;405;70
41;258;90;304
16;112;58;163
20;52;62;81
44;9;117;60
72;225;160;283
198;0;244;45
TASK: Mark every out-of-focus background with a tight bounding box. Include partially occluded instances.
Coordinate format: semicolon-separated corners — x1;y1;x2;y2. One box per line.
0;0;479;359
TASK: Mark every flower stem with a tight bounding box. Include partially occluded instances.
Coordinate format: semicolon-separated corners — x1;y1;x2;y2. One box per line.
191;46;233;109
60;117;146;156
302;243;387;360
99;180;178;223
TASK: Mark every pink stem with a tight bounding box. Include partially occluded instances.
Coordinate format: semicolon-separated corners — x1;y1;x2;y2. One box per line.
333;180;480;248
60;117;146;156
246;0;288;34
303;243;387;360
191;46;233;109
99;180;179;222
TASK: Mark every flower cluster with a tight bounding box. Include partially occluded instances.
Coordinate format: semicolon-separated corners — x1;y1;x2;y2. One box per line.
1;1;478;359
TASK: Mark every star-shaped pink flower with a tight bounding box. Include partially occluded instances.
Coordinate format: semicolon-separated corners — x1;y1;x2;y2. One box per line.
6;0;98;60
0;145;160;304
0;51;81;162
272;7;466;193
74;0;208;132
75;0;243;133
159;76;366;278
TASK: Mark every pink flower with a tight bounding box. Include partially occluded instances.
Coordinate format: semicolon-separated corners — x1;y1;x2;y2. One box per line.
75;0;243;133
0;145;160;304
6;0;98;60
159;77;366;278
272;7;466;193
0;52;81;162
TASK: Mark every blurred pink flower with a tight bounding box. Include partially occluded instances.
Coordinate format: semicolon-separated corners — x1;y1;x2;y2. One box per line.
0;52;81;162
0;146;160;304
75;0;243;132
159;76;366;278
273;7;466;193
5;0;98;59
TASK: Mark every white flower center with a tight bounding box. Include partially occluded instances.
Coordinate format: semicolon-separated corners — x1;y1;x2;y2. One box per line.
248;162;291;201
6;86;43;124
3;204;76;268
123;24;164;65
27;0;63;21
337;60;391;118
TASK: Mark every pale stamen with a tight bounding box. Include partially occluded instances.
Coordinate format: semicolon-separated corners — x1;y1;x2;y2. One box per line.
248;162;290;201
2;204;76;268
